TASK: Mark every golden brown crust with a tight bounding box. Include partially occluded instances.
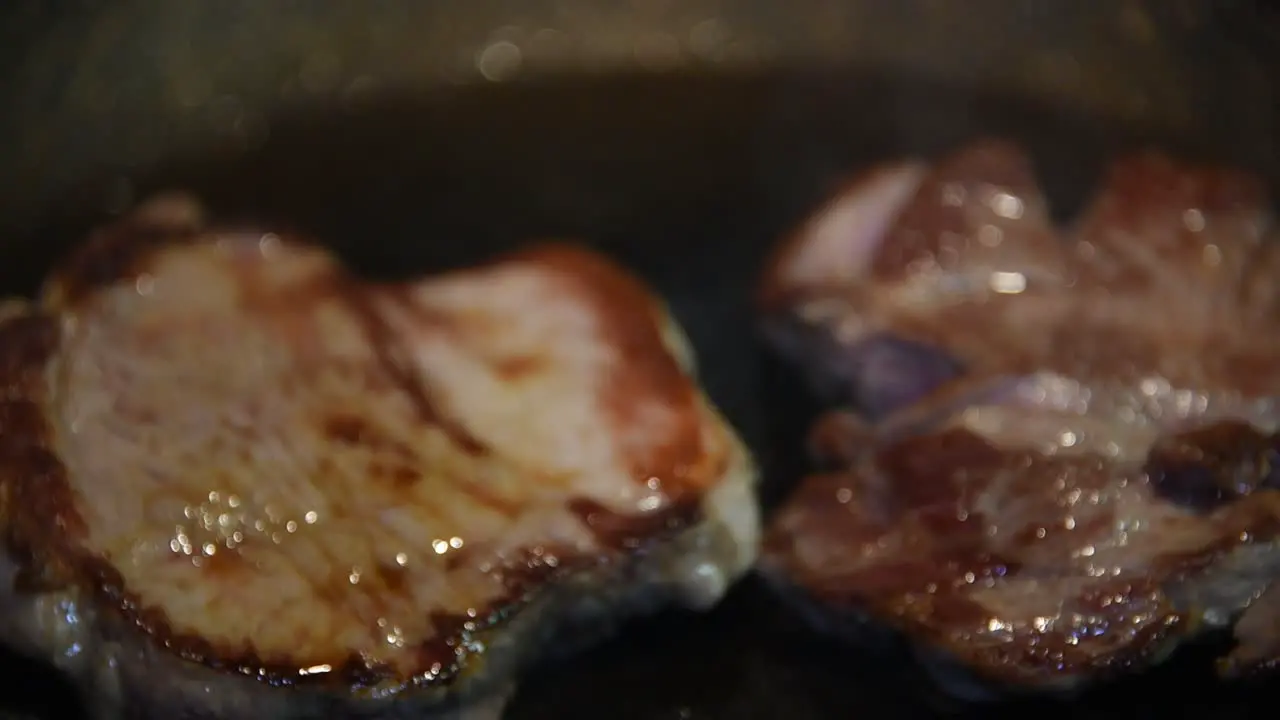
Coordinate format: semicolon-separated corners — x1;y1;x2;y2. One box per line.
0;218;727;693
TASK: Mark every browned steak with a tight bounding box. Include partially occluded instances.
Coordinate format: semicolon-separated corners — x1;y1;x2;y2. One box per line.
758;139;1280;695
0;195;759;719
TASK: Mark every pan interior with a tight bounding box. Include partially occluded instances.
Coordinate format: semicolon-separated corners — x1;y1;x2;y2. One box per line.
1;67;1277;720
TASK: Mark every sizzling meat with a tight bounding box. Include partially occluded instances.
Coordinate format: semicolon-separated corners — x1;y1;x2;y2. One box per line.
759;140;1280;694
0;195;759;719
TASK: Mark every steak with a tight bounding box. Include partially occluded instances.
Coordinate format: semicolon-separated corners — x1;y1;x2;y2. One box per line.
0;195;760;719
757;139;1280;696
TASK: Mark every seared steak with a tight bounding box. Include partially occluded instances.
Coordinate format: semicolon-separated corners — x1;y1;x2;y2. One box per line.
0;195;759;719
758;140;1280;695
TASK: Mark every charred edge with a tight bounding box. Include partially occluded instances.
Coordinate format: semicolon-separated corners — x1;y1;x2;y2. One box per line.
95;487;701;693
568;494;703;552
80;554;402;690
70;541;578;694
417;495;708;683
51;498;703;694
418;543;582;685
49;222;202;308
0;311;88;592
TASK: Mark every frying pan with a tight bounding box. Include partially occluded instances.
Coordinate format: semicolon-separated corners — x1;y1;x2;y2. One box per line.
1;1;1278;718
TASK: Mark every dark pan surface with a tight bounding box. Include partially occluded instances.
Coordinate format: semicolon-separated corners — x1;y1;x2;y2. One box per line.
1;69;1278;719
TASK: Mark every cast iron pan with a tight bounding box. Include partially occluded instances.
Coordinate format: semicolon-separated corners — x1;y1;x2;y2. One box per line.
1;61;1279;718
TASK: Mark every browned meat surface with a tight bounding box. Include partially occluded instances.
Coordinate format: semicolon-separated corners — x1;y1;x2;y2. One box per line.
0;195;759;720
758;140;1280;694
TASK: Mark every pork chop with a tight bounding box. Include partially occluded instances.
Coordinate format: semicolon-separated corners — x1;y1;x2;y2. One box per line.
0;195;760;719
758;139;1280;695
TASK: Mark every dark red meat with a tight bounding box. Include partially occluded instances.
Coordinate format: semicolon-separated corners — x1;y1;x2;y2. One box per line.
759;139;1280;692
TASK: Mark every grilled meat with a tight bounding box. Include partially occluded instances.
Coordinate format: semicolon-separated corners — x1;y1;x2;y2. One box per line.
758;139;1280;695
0;194;759;719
